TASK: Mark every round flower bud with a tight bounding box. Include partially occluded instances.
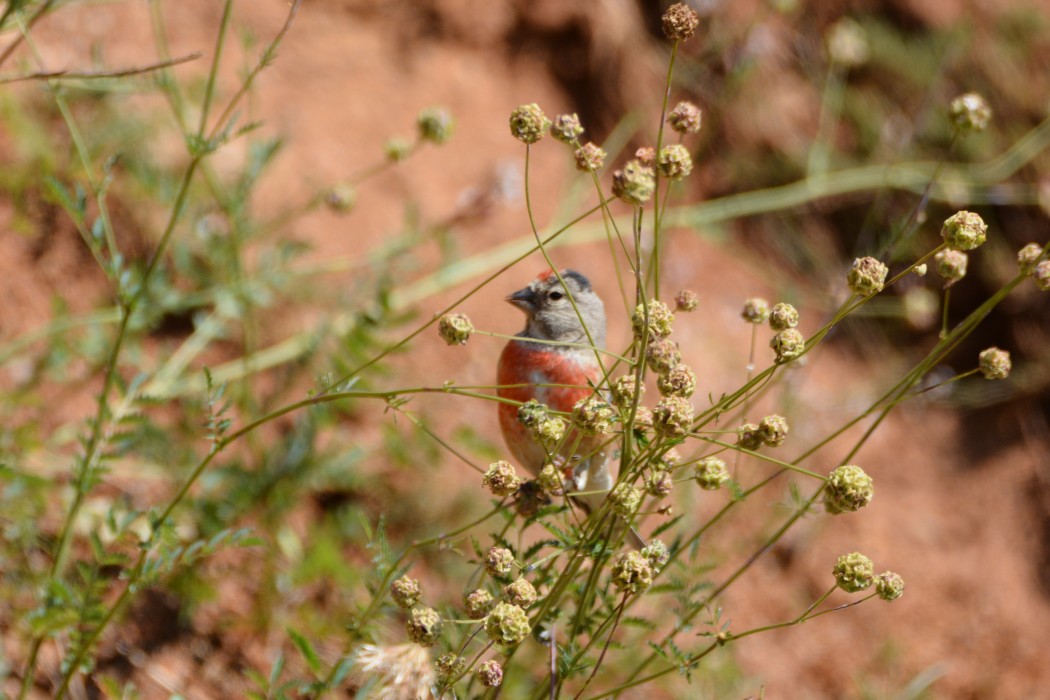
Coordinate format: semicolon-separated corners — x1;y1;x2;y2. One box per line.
978;347;1011;380
658;448;682;471
646;338;681;375
949;92;992;133
641;539;670;569
438;313;473;345
1034;260;1050;291
503;577;538;609
694;457;729;490
632;406;654;428
514;480;552;517
768;302;799;331
436;653;466;682
634;146;656;167
477;659;504;687
574;142;607;171
657;144;693;180
934;249;968;288
464;588;496;620
825;465;874;514
611;551;653;595
391;575;421;609
833;552;875;593
645;470;674;498
661;2;700;41
632;300;675;339
675;289;700;312
417;107;454;144
657;364;697;398
551;113;583;144
537;463;564;495
383;138;412;162
485;546;515;580
535;416;567;448
324;183;357;213
826;17;869;67
875;571;905;601
742;297;771;324
610;482;643;516
847;257;889;297
652;396;694;437
737;423;763;451
509;103;551;144
612;374;644;408
517;399;548;429
405;606;443;647
941;210;988;251
612;159;656;205
483;460;523;497
914;263;928;276
759;414;789;447
1017;243;1044;275
572;396;617;436
771;328;805;364
667;101;702;134
484;602;531;647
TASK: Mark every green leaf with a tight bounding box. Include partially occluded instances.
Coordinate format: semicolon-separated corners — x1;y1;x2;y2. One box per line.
287;627;322;675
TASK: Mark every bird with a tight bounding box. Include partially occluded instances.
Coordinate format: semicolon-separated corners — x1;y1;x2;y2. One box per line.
497;269;643;547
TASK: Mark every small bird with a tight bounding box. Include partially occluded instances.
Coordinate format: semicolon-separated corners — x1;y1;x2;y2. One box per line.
497;269;641;545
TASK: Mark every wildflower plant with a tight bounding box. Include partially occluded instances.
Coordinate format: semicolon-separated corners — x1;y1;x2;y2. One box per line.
0;1;1046;699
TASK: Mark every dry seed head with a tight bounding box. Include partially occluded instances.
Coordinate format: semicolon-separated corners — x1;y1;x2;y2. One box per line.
675;289;700;311
978;347;1011;380
436;653;466;682
405;606;443;647
668;101;702;134
612;374;644;408
611;551;654;595
509;103;551;144
438;313;473;345
833;552;875;593
652;396;694;437
758;414;789;447
574;142;607;171
737;423;763;451
551;113;583;143
572;396;617;435
646;338;681;375
477;659;504;687
391;575;421;609
485;546;515;580
848;257;889;296
635;146;656;167
657;364;697;398
662;2;700;40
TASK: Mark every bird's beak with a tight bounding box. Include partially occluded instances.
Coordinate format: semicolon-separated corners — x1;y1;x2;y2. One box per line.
506;286;536;312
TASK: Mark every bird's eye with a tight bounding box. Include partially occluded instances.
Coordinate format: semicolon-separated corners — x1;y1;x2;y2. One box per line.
548;291;564;301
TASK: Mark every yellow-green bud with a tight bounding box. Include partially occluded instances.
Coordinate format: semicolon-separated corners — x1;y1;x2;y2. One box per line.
325;183;357;213
657;364;697;398
384;138;412;162
826;17;869;67
875;571;905;601
611;551;653;595
737;422;763;451
464;588;495;619
632;300;675;339
484;602;531;647
438;313;473;345
551;113;583;143
941;210;988;251
949;92;992;133
652;396;694;437
657;144;693;180
771;328;805;364
641;539;670;569
612;159;656;205
612;374;644;408
537;464;564;495
675;289;700;312
417;107;454;144
483;460;523;497
646;338;681;374
759;414;789;447
391;575;421;609
668;100;703;134
742;297;771;324
695;457;729;490
934;249;968;288
503;577;538;609
536;416;567;447
1017;243;1045;275
572;396;617;435
645;470;674;497
847;257;889;297
485;546;515;580
833;552;875;593
609;483;643;517
436;653;466;681
769;302;799;331
406;606;443;646
825;465;874;514
978;347;1011;380
509;103;551;144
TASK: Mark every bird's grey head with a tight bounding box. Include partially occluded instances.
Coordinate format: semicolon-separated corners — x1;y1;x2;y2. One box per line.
506;269;606;347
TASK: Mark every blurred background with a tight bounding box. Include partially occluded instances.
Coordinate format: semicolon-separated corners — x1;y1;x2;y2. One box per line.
2;0;1049;697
